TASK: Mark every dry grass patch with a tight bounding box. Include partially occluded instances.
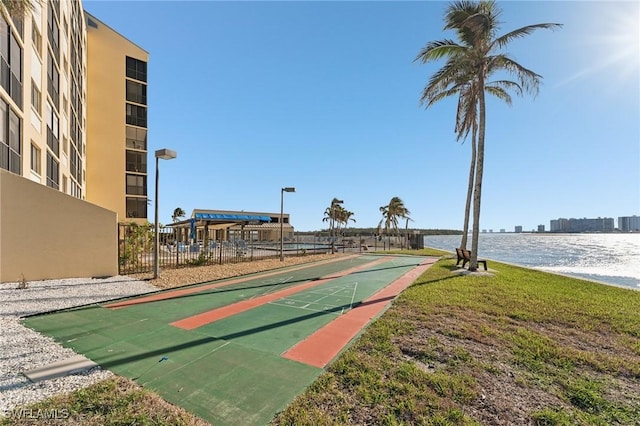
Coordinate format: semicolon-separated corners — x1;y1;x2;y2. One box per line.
0;376;208;426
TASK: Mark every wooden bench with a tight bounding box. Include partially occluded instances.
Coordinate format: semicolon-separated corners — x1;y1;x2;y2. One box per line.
455;247;465;266
461;249;488;271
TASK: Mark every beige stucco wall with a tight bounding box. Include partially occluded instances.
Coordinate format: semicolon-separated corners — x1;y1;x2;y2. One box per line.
85;13;149;223
0;170;117;283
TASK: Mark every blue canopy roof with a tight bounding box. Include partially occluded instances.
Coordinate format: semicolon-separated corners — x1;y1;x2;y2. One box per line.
194;213;272;222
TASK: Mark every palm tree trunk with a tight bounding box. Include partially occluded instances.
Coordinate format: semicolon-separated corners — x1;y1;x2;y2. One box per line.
470;77;486;272
405;218;410;249
461;122;477;250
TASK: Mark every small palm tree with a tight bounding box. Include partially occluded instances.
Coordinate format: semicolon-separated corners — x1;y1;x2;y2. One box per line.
323;198;348;253
378;197;410;249
335;206;356;238
172;207;186;223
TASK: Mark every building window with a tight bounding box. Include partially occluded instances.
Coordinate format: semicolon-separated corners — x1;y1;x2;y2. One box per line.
126;80;146;105
126;197;147;218
1;17;23;109
47;52;59;107
126;150;147;173
32;18;42;56
126;56;147;82
0;17;7;64
9;32;22;109
126;173;146;196
46;152;59;189
31;143;41;174
47;0;59;60
62;175;67;193
126;126;146;150
70;178;82;198
0;100;7;171
31;82;41;115
6;108;20;174
126;103;146;127
46;104;59;156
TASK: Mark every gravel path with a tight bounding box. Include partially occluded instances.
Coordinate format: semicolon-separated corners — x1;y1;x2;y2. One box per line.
0;253;348;416
0;276;156;415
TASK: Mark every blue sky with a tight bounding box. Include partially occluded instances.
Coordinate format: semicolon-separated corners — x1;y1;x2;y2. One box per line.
84;0;639;232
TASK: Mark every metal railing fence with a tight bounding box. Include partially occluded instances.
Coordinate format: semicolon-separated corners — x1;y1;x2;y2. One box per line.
118;224;411;275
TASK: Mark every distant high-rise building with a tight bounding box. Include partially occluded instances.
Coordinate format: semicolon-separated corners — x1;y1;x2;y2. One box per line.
515;226;523;233
618;215;640;232
550;218;570;232
550;217;614;233
537;224;545;232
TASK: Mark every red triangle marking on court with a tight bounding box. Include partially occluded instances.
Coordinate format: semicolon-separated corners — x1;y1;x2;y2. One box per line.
281;258;437;368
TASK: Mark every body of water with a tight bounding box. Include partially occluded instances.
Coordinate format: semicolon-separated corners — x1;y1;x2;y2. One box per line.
424;233;640;290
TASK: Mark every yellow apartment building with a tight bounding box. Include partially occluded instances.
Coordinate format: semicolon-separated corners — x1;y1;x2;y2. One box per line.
0;1;148;222
85;12;149;223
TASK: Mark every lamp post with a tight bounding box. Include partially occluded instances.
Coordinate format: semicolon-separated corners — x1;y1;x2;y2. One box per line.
154;148;177;279
280;187;295;261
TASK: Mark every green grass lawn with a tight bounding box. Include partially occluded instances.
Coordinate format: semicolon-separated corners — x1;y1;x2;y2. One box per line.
3;249;639;425
272;249;640;425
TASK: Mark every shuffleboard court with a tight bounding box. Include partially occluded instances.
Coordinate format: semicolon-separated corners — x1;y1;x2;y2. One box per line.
170;255;392;330
22;254;436;426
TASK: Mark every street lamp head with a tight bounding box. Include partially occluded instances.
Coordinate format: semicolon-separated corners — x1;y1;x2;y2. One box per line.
282;187;296;193
333;199;344;204
155;148;177;160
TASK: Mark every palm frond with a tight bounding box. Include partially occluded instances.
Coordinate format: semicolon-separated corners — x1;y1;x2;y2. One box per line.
490;55;542;96
485;85;513;105
414;39;465;63
492;23;562;50
486;80;520;102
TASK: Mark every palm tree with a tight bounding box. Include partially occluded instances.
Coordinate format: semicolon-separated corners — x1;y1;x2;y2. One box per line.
418;7;523;252
322;198;344;252
415;0;561;270
334;206;356;238
172;207;186;223
403;216;414;249
378;197;411;248
418;59;497;251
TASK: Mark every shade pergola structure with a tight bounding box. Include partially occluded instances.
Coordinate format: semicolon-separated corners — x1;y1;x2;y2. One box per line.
166;210;294;244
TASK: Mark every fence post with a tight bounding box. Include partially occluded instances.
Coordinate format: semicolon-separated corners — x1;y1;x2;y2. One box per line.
118;224;123;274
